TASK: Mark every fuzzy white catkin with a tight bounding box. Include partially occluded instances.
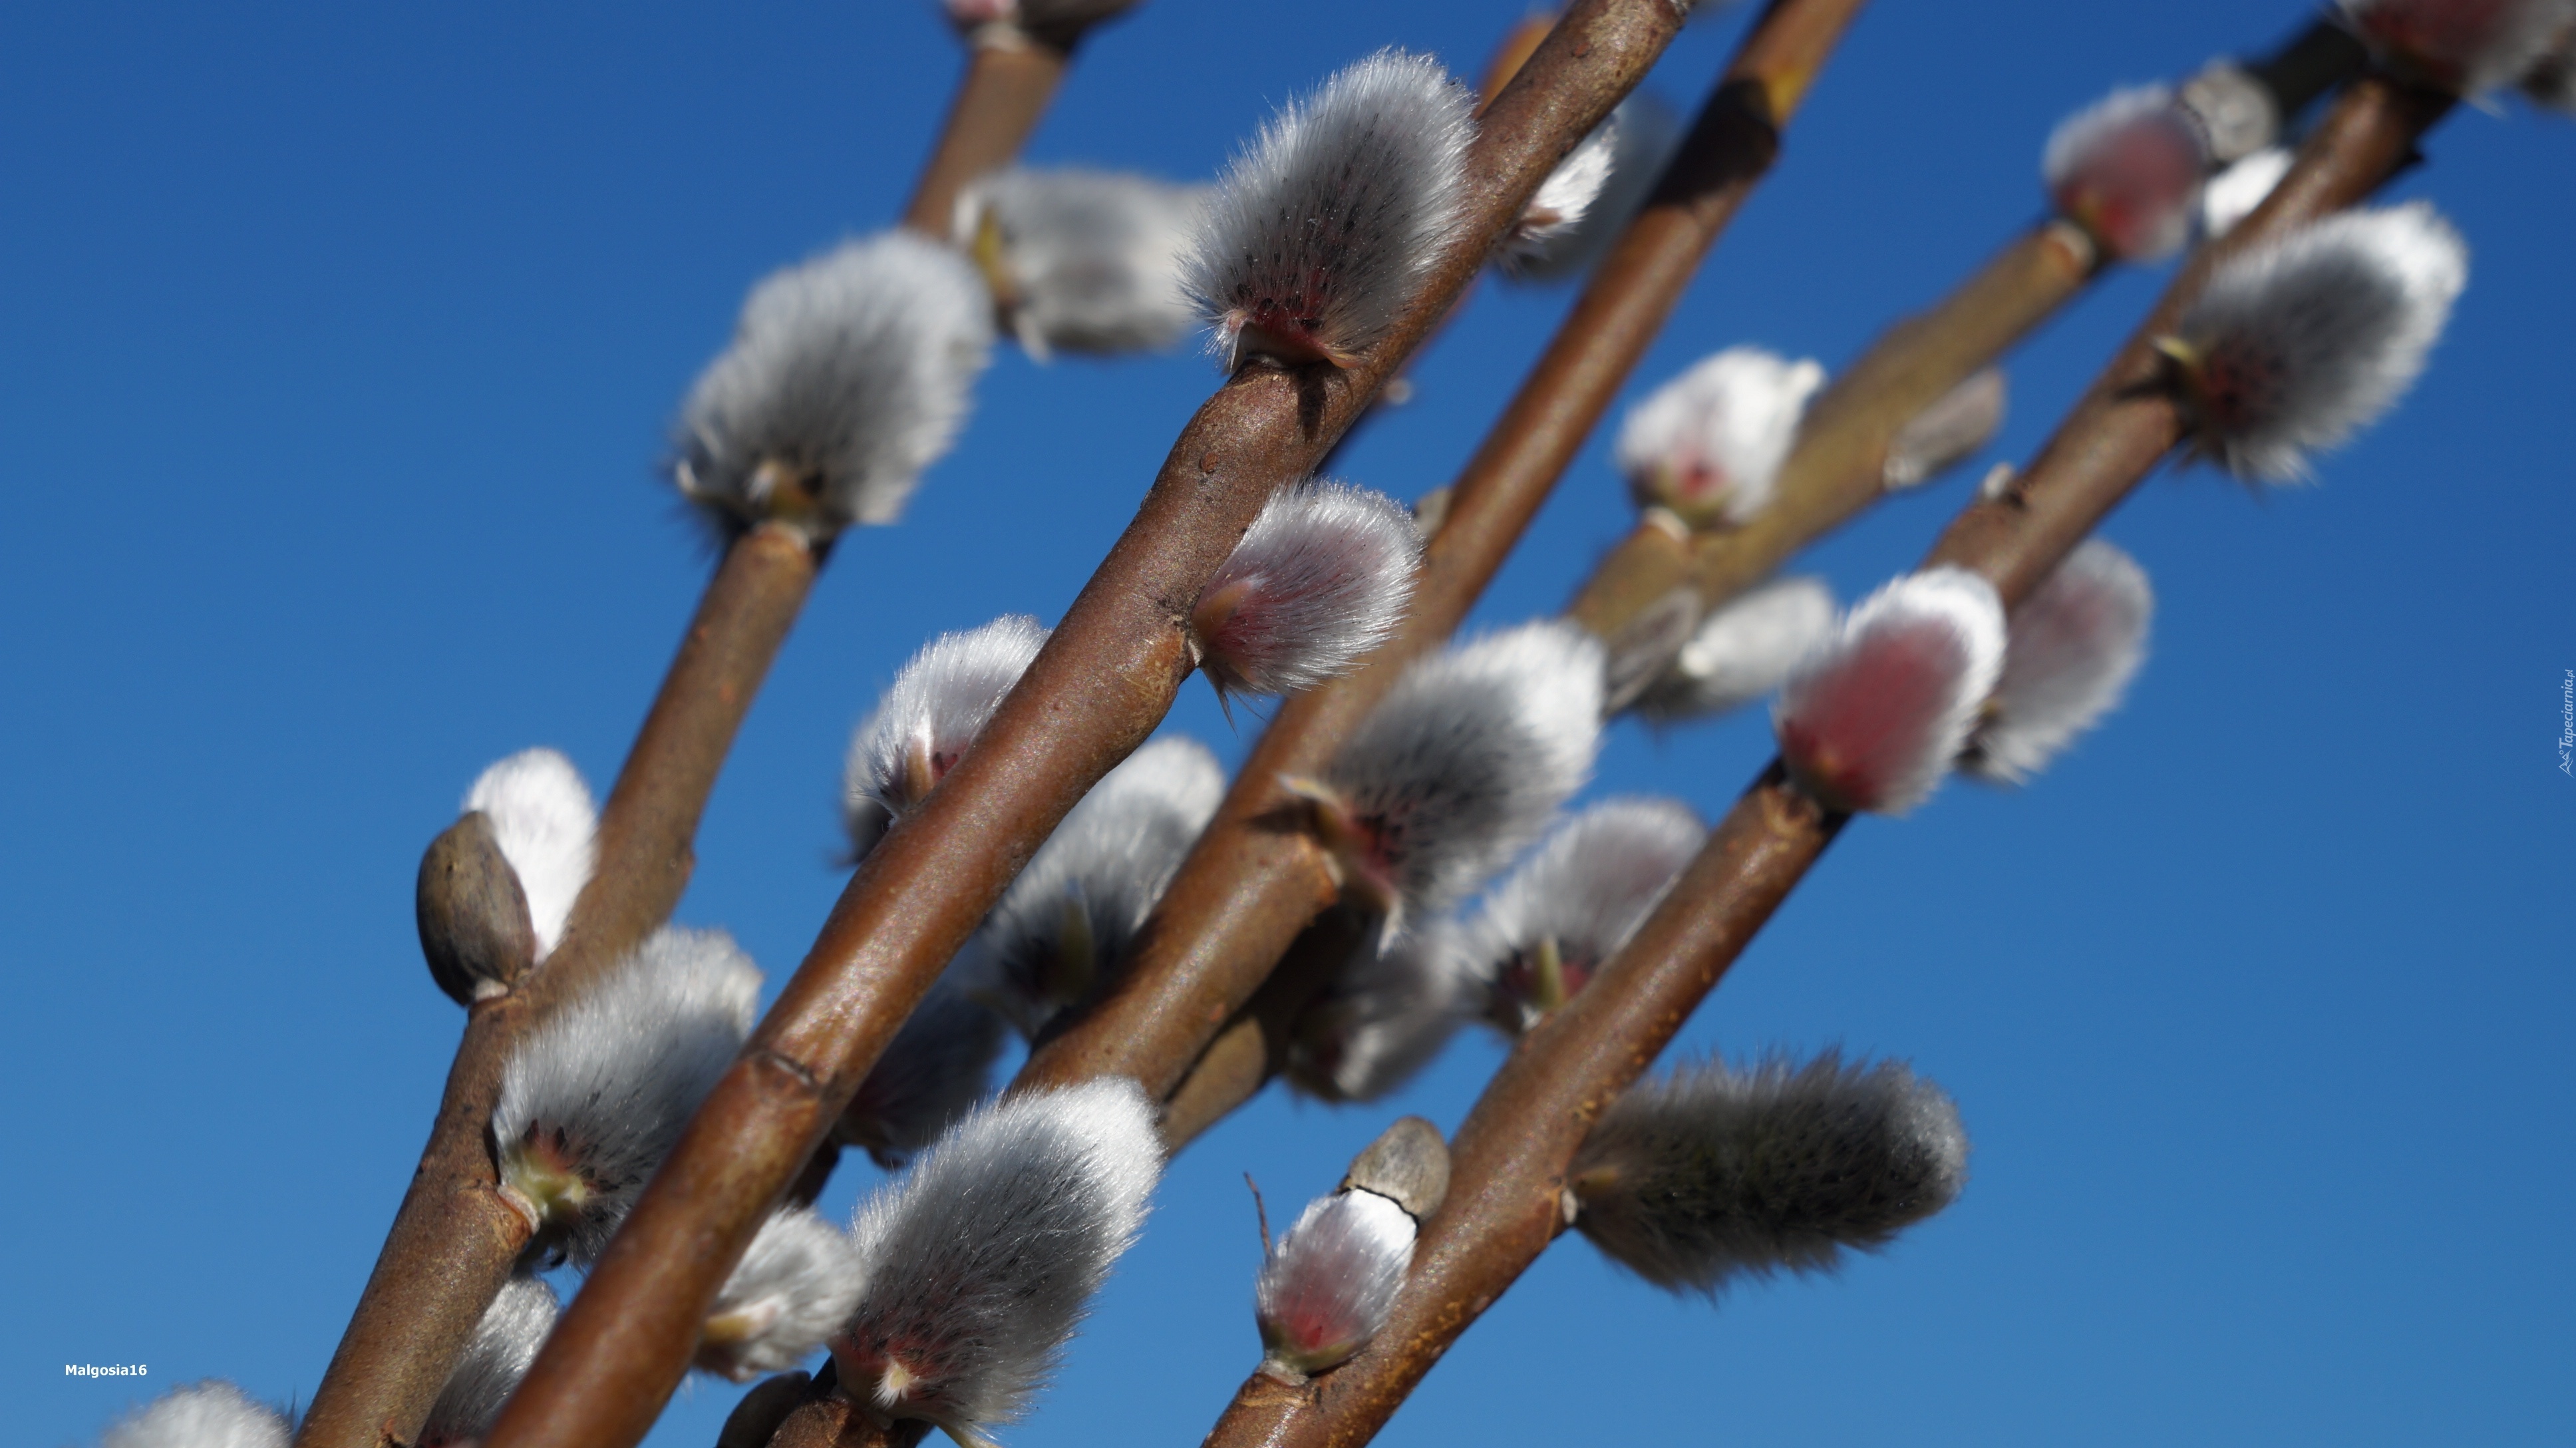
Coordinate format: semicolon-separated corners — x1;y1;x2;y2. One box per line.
675;230;993;534
1317;620;1606;933
1774;567;2007;816
1462;798;1705;1035
2171;201;2468;482
2337;0;2576;96
1187;50;1475;369
1635;576;1838;724
699;1206;866;1382
1255;1188;1418;1374
953;166;1208;359
1507;95;1681;283
418;1274;558;1447
490;926;761;1263
2197;146;2293;242
969;735;1225;1037
2040;83;2207;262
1192;482;1422;699
1965;539;2154;786
1571;1051;1969;1294
844;614;1050;852
100;1382;288;1448
836;1079;1163;1441
1616;347;1828;525
463;747;597;961
1502;116;1619;266
1287;919;1473;1103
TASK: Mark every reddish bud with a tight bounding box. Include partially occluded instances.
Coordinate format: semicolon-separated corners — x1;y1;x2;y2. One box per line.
1191;482;1420;700
1255;1189;1416;1377
1774;568;2007;816
2042;85;2209;262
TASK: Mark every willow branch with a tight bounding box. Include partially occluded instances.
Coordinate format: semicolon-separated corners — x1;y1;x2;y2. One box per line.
1014;0;1870;1124
900;5;1138;236
475;11;1687;1448
293;524;818;1448
1194;72;2455;1448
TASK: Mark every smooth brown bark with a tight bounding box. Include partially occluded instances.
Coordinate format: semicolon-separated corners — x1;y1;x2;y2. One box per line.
1194;73;2453;1448
901;38;1070;237
478;9;1689;1448
1015;0;1871;1113
295;525;818;1448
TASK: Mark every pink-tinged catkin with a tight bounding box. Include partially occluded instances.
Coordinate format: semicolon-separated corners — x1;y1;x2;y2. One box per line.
1462;798;1706;1035
843;614;1050;854
1293;620;1606;938
2042;84;2209;262
1191;481;1422;701
1773;568;2007;816
1185;50;1474;370
1255;1188;1417;1376
833;1080;1162;1445
489;927;762;1264
1964;539;2154;786
1615;347;1828;527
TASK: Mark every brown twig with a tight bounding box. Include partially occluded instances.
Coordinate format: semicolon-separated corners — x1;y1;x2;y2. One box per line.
1015;0;1871;1119
476;10;1687;1448
900;5;1139;236
293;524;818;1448
1193;71;2455;1448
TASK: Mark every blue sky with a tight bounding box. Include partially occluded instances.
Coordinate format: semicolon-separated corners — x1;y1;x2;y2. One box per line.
7;1;2571;1445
